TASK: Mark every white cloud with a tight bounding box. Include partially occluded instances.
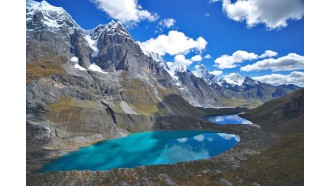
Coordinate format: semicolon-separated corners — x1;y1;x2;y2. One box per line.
240;53;304;72
204;13;211;16
138;30;207;56
167;54;194;72
191;55;203;62
259;50;278;58
222;0;304;30
204;54;212;59
159;18;176;28
209;70;223;76
252;71;304;87
214;50;258;69
90;0;159;25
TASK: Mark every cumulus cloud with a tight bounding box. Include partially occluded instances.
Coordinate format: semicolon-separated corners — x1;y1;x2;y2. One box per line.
159;18;176;28
191;55;203;62
252;71;304;87
90;0;159;25
167;54;194;72
209;70;223;76
222;0;304;30
204;54;212;59
240;53;304;72
259;50;278;58
214;50;258;69
138;30;207;56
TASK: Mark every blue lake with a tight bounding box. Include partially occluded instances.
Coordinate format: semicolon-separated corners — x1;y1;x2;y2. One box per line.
206;114;253;125
40;130;239;172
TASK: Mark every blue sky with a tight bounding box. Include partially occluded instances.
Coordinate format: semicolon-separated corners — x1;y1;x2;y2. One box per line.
30;0;304;86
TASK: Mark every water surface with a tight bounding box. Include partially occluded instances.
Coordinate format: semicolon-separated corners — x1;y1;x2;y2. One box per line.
206;114;253;125
40;130;239;172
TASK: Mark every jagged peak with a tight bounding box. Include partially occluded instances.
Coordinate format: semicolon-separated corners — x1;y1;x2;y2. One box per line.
109;21;129;35
193;64;208;78
27;0;65;13
174;64;189;73
26;0;83;31
89;20;130;38
220;73;246;87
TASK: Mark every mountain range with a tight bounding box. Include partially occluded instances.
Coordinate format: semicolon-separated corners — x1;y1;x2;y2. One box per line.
26;0;301;172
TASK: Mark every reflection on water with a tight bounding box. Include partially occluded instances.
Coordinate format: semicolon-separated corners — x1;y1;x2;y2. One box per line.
40;130;239;172
207;114;253;124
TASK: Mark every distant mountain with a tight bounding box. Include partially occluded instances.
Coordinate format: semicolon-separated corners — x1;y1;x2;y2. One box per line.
192;64;218;85
192;64;301;107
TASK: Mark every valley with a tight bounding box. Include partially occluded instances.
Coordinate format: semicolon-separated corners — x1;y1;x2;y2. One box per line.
26;1;304;185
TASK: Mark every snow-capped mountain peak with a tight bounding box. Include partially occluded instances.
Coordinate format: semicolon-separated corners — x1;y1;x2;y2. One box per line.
192;64;208;78
26;0;80;32
27;0;65;13
192;64;218;85
221;73;246;86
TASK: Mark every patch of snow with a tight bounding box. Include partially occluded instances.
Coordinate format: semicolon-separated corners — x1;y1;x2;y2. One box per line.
84;35;99;57
222;73;246;86
70;56;79;63
192;70;202;78
42;14;61;28
26;0;40;9
192;64;208;78
88;63;107;74
74;64;86;71
26;0;82;32
164;67;179;81
172;63;188;73
69;57;86;71
175;82;182;87
39;0;65;12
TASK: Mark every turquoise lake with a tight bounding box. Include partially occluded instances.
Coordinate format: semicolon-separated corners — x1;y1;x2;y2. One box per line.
40;130;239;172
206;114;253;125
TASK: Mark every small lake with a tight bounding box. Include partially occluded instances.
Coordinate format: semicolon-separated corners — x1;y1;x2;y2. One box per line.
206;114;253;125
40;130;239;172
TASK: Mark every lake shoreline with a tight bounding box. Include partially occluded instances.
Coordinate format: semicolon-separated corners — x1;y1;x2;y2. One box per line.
27;114;265;185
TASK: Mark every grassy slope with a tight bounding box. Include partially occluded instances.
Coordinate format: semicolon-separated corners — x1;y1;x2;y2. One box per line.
238;88;304;185
238;133;304;186
26;56;67;83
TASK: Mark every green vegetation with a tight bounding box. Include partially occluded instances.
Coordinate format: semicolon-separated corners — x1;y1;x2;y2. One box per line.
46;96;103;124
120;73;163;115
238;89;304;185
238;133;304;186
26;56;67;83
